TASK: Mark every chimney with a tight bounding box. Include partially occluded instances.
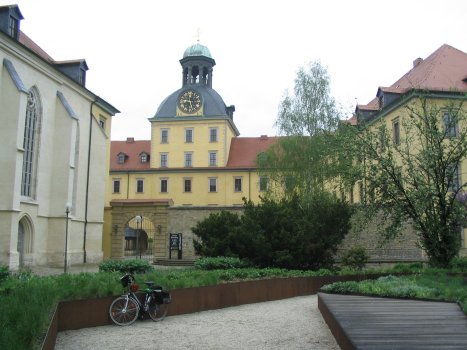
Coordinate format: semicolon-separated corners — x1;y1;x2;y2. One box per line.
413;58;423;68
126;137;135;143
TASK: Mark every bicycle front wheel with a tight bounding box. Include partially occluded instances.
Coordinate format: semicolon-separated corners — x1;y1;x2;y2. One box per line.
148;302;169;322
109;296;139;326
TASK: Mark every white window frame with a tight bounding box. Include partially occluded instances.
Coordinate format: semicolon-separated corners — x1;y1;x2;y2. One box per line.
160;153;168;167
234;177;242;192
443;111;458;138
185;128;194;143
160;178;168;193
259;176;268;192
184;152;193;167
136;179;144;193
209;127;218;142
113;179;121;193
184;178;192;193
209;151;217;166
161;128;169;143
208;177;217;193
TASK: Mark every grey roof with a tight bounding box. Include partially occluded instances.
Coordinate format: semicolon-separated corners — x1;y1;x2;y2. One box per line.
151;85;228;118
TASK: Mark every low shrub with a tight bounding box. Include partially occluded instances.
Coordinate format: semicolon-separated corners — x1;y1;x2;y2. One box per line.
98;259;154;274
194;256;252;270
321;281;359;294
450;256;467;272
0;265;9;283
392;262;424;273
340;247;369;270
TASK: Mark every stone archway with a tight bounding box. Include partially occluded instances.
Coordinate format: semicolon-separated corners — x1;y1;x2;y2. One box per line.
17;215;34;267
110;199;172;262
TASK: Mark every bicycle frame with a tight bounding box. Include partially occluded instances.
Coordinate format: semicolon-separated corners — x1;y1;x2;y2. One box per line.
109;274;170;326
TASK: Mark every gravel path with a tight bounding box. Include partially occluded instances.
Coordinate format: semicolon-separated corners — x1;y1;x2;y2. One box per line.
55;295;339;350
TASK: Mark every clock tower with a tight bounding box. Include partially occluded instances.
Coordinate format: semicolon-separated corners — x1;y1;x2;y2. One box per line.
148;43;239;169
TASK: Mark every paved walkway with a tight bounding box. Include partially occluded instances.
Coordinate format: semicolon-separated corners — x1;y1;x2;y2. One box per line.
319;293;467;350
31;263;100;276
55;295;339;350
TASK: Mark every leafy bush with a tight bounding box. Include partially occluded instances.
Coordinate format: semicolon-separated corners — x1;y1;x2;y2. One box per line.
194;257;251;270
98;259;154;274
340;247;369;270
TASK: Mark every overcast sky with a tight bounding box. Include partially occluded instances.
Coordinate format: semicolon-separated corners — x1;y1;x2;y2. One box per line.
4;0;467;140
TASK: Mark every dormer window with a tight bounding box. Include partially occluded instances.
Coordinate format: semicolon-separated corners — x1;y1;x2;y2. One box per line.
140;152;149;163
0;5;24;40
8;16;18;38
117;152;127;164
79;68;86;85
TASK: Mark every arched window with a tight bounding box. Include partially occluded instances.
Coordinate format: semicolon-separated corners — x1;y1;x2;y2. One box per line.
21;88;41;198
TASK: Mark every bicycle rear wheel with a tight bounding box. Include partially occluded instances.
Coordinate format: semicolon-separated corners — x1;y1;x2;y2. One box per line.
148;302;169;322
109;296;139;326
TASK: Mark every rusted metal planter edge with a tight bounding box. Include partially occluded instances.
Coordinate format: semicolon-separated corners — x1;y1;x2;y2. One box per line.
42;273;386;350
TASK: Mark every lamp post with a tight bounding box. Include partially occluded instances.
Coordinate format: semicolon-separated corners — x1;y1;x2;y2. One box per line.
135;215;142;259
64;202;72;273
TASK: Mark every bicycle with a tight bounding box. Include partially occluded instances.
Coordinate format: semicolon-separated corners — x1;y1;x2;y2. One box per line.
109;274;171;326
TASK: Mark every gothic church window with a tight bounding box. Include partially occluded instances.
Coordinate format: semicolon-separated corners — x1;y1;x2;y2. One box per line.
21;88;41;198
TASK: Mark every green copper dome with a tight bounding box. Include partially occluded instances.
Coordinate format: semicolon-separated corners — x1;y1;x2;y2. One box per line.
183;43;212;58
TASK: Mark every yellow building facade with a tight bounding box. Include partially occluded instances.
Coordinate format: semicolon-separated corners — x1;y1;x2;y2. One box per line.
104;43;276;262
343;44;467;259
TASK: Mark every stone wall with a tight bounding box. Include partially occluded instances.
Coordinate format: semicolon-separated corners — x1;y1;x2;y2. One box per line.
337;211;425;264
167;206;244;260
168;206;426;264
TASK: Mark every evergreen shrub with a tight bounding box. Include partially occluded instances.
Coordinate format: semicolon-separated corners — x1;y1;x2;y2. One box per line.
340;247;369;270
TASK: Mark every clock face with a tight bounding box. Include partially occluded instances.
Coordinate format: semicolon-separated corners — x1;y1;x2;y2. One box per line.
178;90;202;114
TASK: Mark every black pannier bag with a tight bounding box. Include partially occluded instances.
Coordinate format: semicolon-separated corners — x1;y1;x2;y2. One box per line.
153;289;171;304
120;274;132;287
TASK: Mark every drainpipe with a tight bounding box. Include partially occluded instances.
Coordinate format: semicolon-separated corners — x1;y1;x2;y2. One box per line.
84;100;96;263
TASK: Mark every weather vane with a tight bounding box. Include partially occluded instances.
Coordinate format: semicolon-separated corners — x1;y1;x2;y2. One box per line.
196;28;201;43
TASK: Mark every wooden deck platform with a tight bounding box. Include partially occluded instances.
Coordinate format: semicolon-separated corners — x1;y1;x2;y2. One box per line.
318;293;467;350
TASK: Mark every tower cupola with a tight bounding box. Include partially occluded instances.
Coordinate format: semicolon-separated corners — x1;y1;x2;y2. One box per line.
180;42;216;88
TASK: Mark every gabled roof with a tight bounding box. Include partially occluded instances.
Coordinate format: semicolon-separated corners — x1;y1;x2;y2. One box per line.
110;139;151;171
227;136;279;168
390;44;467;93
358;44;467;112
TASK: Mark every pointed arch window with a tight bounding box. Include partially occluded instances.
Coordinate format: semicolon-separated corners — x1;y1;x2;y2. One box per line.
21;88;41;198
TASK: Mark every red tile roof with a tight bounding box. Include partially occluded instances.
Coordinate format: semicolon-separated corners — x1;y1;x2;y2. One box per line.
227;136;279;168
390;44;467;93
110;136;279;171
18;31;54;62
359;44;467;110
110;138;151;171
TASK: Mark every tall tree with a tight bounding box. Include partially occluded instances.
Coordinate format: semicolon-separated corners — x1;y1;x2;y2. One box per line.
258;61;350;197
348;94;467;267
